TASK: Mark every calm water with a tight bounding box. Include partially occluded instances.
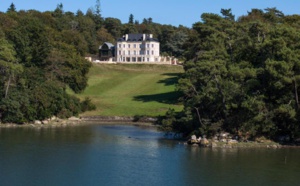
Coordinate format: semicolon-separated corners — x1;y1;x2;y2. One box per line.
0;124;300;186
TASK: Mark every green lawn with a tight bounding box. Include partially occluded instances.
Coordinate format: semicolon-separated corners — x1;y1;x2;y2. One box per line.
75;63;184;117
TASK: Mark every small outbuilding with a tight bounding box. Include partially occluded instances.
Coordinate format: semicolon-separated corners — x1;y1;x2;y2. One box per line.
99;42;115;61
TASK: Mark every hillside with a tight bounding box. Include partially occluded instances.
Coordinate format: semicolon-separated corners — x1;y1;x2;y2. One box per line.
75;64;184;117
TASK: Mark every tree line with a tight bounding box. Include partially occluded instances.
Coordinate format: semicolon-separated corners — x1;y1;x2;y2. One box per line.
160;8;300;141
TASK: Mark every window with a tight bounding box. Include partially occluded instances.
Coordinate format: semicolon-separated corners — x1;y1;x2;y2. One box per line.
147;44;150;48
147;58;149;62
128;44;130;48
119;50;121;55
152;44;154;48
134;51;136;55
128;51;130;55
151;50;154;55
123;44;125;48
119;44;121;48
123;51;125;55
147;50;150;55
134;44;136;48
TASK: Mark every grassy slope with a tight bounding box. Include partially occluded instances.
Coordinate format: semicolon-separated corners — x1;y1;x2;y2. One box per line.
76;64;184;117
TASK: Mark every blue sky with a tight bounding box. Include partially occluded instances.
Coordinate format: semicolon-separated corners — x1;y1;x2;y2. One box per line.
1;0;299;27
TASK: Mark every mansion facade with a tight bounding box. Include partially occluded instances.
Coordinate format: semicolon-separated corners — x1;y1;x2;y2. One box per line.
99;34;160;63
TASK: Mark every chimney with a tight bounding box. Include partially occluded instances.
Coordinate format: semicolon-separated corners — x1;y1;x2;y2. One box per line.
143;34;146;41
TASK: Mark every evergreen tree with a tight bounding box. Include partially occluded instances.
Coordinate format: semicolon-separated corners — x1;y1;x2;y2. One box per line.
7;3;16;13
128;14;134;24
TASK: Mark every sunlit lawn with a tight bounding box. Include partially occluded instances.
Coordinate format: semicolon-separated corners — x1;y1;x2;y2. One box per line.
74;63;184;117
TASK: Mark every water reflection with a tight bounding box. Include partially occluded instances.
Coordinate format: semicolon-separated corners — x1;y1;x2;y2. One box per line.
183;146;300;185
0;124;300;186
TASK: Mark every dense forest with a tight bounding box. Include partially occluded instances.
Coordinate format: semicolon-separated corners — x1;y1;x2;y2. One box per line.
0;2;189;124
161;8;300;141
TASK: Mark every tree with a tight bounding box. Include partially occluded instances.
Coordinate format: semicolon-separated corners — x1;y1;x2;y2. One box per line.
128;14;134;24
104;17;122;38
94;0;103;29
221;8;235;21
7;3;16;13
161;8;300;140
53;3;64;17
0;38;23;98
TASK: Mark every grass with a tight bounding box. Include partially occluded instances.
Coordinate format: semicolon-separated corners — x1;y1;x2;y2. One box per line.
73;63;184;117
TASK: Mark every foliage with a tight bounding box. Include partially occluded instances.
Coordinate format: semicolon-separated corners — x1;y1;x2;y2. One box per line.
0;5;97;123
160;8;300;140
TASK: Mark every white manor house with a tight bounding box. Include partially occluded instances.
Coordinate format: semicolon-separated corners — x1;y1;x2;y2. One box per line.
97;33;177;64
116;34;160;62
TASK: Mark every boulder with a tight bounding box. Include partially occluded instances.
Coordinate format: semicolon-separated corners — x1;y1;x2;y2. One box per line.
50;116;57;120
42;120;49;124
220;139;227;143
197;137;202;142
200;138;209;146
34;120;42;124
210;142;218;148
187;139;198;145
191;135;197;140
227;139;238;144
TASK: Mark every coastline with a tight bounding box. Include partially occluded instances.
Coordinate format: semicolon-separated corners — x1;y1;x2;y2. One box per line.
1;116;299;148
0;116;157;129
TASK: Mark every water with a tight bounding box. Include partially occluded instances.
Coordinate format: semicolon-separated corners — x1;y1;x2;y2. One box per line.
0;124;300;186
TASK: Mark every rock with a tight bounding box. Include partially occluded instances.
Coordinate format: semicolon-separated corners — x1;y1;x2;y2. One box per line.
50;116;57;120
210;142;218;148
191;135;197;140
220;132;229;138
187;139;198;145
213;136;218;141
200;138;209;146
42;120;49;124
68;116;80;121
197;137;202;142
34;120;42;124
220;139;227;143
227;139;238;144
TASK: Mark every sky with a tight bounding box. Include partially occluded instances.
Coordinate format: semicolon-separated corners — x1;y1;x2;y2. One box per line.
1;0;300;27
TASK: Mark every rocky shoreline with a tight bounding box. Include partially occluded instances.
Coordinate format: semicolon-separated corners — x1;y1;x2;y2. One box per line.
185;134;300;148
1;116;299;148
0;116;157;129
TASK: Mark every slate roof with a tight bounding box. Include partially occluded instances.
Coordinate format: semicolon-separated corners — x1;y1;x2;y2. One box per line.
99;42;115;49
117;34;159;42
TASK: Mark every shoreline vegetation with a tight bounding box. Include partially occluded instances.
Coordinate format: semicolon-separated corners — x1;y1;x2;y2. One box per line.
1;116;299;149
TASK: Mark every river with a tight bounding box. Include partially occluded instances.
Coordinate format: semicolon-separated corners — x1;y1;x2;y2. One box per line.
0;124;299;186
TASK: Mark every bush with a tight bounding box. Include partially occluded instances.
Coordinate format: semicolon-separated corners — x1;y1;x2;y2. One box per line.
81;97;96;112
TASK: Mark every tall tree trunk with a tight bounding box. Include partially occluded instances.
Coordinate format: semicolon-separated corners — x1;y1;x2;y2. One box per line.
293;78;299;110
194;107;204;126
5;74;11;98
214;74;227;119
